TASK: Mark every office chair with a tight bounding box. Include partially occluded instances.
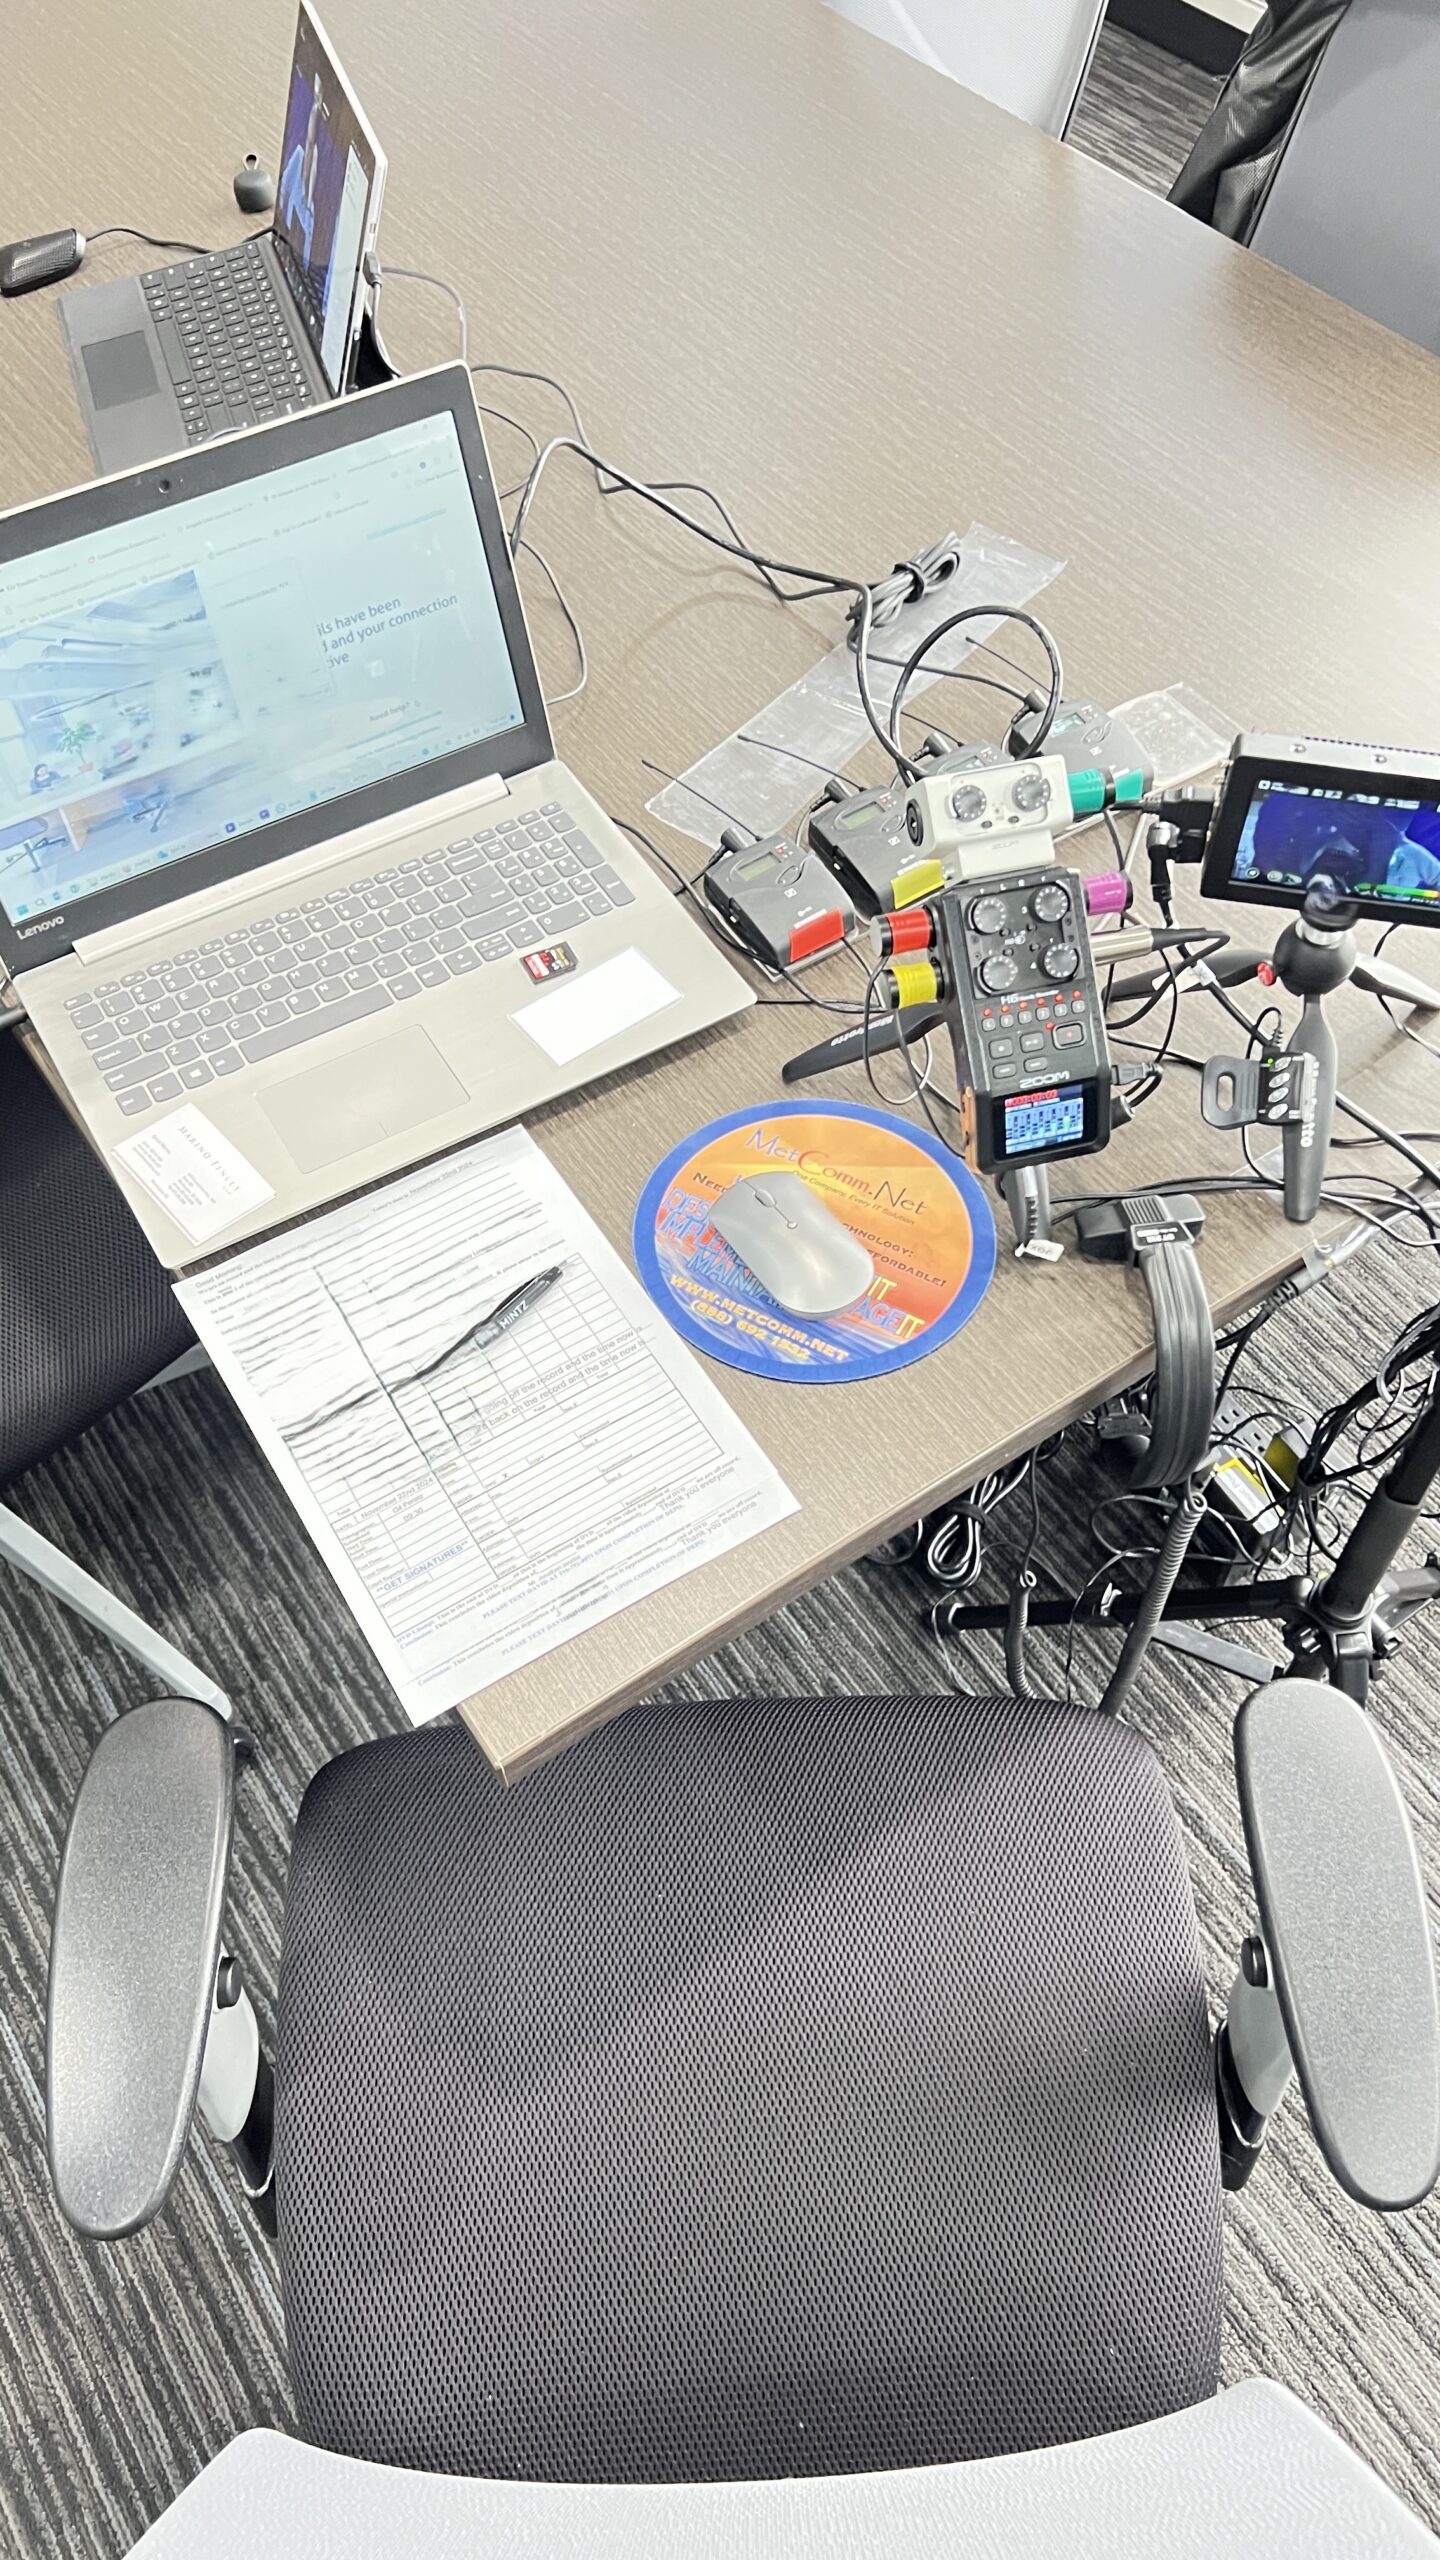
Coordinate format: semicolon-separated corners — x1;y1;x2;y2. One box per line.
45;1679;1440;2551
1172;0;1440;358
0;1027;225;1710
823;0;1107;139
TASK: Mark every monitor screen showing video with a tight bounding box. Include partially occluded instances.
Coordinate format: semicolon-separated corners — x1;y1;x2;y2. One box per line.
1218;774;1440;919
272;5;384;393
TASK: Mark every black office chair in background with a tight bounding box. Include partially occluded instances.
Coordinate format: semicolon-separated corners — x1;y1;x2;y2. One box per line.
1172;0;1440;359
45;1681;1440;2552
0;1031;226;1708
0;1032;191;1484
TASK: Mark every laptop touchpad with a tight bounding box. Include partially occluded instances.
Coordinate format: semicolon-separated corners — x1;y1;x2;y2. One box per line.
82;332;162;409
258;1027;468;1172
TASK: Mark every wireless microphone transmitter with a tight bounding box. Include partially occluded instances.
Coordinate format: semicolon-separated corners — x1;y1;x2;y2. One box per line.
807;744;1010;917
1006;697;1155;788
704;828;854;970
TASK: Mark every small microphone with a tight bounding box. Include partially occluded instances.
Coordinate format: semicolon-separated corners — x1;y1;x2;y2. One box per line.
0;229;85;297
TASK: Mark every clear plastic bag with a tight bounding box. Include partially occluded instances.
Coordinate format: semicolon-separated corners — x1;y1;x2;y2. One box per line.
1109;683;1237;791
646;522;1065;847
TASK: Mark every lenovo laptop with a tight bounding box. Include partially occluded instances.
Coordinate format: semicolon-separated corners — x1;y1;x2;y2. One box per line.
0;365;751;1271
58;5;385;474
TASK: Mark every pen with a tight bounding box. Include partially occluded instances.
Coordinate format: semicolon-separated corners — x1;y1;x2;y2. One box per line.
280;1263;567;1440
461;1263;565;1357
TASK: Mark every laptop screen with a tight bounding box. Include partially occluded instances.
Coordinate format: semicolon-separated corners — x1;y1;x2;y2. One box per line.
271;5;384;394
0;410;526;933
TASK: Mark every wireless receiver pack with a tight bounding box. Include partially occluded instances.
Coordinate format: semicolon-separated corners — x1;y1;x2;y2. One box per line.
704;828;854;969
808;744;1011;917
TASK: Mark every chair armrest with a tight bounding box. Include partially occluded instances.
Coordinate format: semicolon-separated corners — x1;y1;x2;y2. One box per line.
47;1696;236;2238
1235;1677;1440;2209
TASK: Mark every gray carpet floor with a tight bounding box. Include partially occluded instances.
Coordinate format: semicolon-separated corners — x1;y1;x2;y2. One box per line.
6;25;1439;2560
1071;22;1221;192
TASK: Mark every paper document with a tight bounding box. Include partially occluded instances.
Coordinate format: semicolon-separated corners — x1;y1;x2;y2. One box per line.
176;1130;796;1723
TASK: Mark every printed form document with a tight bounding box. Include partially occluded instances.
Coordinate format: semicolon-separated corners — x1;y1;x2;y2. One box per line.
177;1130;796;1722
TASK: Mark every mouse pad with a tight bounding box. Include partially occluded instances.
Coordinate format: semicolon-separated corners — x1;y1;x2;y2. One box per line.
633;1101;995;1383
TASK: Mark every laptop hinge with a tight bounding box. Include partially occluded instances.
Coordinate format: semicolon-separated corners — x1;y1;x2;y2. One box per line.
72;773;513;968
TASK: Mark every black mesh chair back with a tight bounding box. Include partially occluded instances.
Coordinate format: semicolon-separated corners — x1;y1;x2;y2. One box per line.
0;1035;190;1485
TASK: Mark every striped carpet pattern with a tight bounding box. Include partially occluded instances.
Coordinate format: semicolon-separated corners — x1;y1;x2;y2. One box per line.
1071;24;1221;193
5;30;1437;2560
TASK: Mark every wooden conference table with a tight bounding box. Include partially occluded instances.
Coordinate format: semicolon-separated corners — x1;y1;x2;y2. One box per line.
3;0;1440;1777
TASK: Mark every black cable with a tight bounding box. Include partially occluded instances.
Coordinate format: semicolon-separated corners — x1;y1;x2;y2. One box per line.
1050;1170;1275;1215
1097;1474;1209;1715
908;1458;1034;1589
1332;1091;1440;1191
863;649;1029;711
473;360;790;604
1064;1549;1153;1708
476;402;542;479
735;734;851;790
1051;1171;1430;1248
85;224;211;258
1197;974;1274;1049
1003;1446;1045;1695
1333;1129;1440;1147
885;607;1063;765
860;960;891;1111
509;434;903;770
613;815;692;894
1147;955;1181;1076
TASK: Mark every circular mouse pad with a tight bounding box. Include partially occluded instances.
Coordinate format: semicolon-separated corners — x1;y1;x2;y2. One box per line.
633;1100;996;1382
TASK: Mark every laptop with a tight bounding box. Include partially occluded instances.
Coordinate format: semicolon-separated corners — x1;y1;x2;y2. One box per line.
0;364;752;1271
58;4;385;475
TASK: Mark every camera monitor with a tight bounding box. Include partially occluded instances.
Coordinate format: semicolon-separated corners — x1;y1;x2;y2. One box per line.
1201;734;1440;928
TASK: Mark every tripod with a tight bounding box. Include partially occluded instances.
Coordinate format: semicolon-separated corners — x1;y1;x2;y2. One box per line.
935;1359;1440;1706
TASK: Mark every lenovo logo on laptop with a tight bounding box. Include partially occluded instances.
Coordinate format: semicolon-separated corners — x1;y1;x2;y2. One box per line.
16;917;59;940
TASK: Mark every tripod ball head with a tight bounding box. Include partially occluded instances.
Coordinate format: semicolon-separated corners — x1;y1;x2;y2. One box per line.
1273;883;1358;999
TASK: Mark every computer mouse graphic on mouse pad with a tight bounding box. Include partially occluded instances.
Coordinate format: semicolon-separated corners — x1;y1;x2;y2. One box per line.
634;1101;996;1383
710;1171;875;1316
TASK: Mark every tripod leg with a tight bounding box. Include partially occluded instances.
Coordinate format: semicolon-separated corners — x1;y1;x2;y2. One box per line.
1154;1623;1277;1682
998;1164;1055;1255
1292;1386;1440;1694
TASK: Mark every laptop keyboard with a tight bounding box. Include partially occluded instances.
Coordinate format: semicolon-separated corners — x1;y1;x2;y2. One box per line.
141;240;320;443
67;803;636;1119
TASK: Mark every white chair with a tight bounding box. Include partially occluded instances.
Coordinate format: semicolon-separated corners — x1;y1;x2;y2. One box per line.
822;0;1107;137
